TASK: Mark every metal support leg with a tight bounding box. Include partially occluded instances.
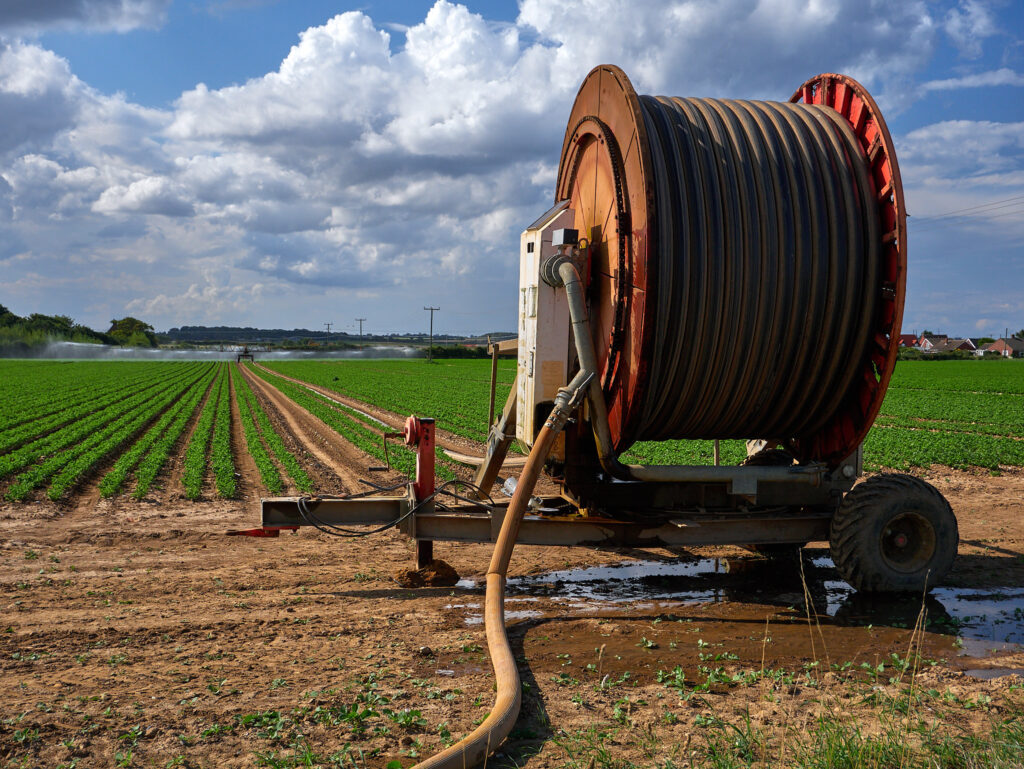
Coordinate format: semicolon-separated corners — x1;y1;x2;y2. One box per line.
406;417;437;570
471;376;518;499
416;539;434;569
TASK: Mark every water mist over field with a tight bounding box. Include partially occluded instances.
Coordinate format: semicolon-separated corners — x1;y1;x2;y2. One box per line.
4;341;423;361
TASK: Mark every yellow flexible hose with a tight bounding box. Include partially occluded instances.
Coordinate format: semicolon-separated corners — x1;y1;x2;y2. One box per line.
410;422;559;769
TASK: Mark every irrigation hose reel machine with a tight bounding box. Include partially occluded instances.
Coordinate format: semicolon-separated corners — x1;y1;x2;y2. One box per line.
257;65;958;596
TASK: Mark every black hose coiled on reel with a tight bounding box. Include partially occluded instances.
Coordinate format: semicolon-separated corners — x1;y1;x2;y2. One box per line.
634;96;880;443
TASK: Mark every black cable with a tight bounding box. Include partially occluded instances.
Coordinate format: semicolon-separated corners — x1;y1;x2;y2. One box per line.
295;479;495;539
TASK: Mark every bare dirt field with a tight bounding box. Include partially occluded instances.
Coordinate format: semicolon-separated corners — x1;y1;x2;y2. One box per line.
3;368;1024;768
2;464;1024;768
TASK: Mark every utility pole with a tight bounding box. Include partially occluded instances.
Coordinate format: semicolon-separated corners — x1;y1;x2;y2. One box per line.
355;318;366;343
424;306;440;363
324;322;333;338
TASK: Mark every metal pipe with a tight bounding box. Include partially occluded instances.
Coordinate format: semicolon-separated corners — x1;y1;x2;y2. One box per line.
410;375;582;769
554;260;630;478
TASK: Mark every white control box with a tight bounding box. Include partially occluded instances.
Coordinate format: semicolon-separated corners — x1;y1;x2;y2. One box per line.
516;201;575;447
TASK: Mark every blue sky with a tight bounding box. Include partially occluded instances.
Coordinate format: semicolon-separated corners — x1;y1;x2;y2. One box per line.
1;0;1022;338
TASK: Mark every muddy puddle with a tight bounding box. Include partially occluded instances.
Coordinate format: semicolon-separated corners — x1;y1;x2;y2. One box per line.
451;552;1024;681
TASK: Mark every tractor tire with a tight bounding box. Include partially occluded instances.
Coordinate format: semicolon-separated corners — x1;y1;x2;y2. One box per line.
830;474;958;593
741;449;805;558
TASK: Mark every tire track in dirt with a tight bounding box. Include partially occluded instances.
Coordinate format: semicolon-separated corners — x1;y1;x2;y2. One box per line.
240;363;399;495
250;361;526;469
234;365;344;495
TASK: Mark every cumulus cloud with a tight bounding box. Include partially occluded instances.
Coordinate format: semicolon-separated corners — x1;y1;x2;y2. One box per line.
922;67;1024;90
944;0;997;59
126;275;265;321
0;0;169;34
93;175;194;216
0;0;1020;332
900;120;1024;180
898;120;1024;240
0;43;82;157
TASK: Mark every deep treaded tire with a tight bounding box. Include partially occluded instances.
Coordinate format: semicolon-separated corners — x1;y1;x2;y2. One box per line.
830;474;958;593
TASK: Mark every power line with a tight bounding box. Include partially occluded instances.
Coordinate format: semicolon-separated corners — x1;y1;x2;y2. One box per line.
355;317;366;342
914;203;1024;231
324;322;333;336
913;193;1024;221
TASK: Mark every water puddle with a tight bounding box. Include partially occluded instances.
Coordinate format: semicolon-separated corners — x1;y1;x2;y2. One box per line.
456;556;1024;657
963;667;1024;680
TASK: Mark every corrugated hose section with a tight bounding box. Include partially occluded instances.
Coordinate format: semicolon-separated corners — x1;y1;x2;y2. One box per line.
635;96;879;442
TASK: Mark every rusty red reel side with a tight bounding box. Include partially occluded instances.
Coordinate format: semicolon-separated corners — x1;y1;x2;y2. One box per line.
789;73;907;463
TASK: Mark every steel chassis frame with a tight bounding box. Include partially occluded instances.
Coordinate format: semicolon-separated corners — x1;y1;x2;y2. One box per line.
241;415;851;570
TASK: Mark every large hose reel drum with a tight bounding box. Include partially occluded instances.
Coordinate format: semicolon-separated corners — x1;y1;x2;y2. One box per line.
557;65;906;467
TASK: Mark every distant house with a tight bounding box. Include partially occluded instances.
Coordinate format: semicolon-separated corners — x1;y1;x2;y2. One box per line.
898;334;918;347
930;338;976;353
969;339;987;356
986;338;1024;358
918;334;947;351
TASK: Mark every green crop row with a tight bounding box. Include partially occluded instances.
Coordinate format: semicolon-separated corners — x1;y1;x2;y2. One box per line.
0;361;186;433
258;358;1024;472
234;367;313;493
233;367;283;495
261;359;514;444
5;365;212;501
181;367;223;499
98;366;218;498
879;388;1024;430
0;363;195;455
0;364;204;481
874;414;1024;439
888;359;1024;395
864;425;1024;471
211;367;237;498
131;371;218;500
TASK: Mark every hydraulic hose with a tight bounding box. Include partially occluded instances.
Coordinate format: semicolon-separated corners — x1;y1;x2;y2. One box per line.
410;401;570;768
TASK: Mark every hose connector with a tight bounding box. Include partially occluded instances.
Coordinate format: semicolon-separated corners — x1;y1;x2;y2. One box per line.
545;371;594;432
540;251;572;288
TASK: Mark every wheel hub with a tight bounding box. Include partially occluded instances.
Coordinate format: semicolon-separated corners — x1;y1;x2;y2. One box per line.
880;512;936;574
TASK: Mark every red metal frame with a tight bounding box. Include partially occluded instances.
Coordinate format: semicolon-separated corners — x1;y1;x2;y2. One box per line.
404;415;436;502
555;65;652;452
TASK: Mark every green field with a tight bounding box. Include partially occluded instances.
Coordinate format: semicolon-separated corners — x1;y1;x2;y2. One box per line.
0;358;1022;502
263;358;1024;472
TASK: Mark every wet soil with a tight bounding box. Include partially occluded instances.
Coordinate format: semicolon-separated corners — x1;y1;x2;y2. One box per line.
2;446;1023;767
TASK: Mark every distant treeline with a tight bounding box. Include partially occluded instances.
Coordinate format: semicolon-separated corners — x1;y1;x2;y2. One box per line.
164;325;515;346
165;325;351;342
0;305;157;352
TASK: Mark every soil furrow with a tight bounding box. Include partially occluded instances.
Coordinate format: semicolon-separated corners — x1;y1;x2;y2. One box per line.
239;363;401;495
234;365;342;495
251;361;526;469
